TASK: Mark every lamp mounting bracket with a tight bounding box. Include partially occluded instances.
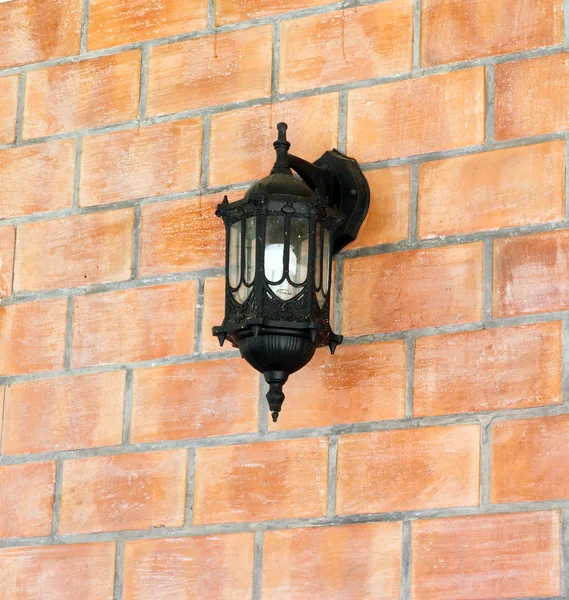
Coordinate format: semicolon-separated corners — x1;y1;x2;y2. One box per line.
288;149;370;254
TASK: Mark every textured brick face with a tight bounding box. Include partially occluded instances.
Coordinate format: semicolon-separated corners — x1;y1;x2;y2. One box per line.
216;0;330;25
81;119;203;206
2;372;125;455
14;209;134;292
411;511;561;599
491;415;569;503
0;298;68;376
414;322;562;416
347;68;485;162
131;359;259;442
344;166;410;250
60;450;187;534
139;192;232;277
23;51;141;138
421;0;563;66
88;0;208;50
494;230;569;317
0;226;15;298
71;282;197;367
147;26;272;116
0;75;18;144
337;425;480;514
0;140;75;219
0;0;81;69
0;462;55;538
343;243;483;335
418;141;565;238
209;94;339;186
124;533;255;600
0;543;116;600
193;439;329;524
495;54;569;139
272;342;406;430
263;523;403;600
279;1;413;93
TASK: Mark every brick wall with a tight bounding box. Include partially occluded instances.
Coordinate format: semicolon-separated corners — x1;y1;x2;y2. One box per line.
0;0;568;598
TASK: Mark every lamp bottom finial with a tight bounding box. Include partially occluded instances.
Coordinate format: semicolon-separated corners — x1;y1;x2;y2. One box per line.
266;381;285;422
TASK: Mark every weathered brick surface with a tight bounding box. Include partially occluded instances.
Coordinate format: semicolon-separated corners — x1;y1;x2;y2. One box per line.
421;0;562;67
280;1;413;93
0;0;81;69
14;209;134;292
124;533;255;600
411;511;561;599
147;27;272;116
0;75;18;144
0;140;75;219
2;372;125;455
81;119;203;206
194;439;329;524
337;425;480;514
0;226;15;298
60;450;187;534
0;462;55;538
343;243;484;335
23;51;141;139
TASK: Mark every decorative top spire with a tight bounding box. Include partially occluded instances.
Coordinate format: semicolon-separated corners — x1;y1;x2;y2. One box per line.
271;122;292;175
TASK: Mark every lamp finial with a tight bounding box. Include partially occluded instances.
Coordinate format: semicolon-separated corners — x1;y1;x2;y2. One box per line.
271;122;292;174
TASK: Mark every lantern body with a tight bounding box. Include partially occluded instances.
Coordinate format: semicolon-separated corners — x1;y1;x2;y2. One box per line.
213;123;369;421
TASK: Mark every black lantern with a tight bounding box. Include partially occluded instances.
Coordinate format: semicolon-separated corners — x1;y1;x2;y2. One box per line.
213;123;369;422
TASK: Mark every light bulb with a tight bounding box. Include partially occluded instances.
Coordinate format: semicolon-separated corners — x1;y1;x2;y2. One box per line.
265;243;297;300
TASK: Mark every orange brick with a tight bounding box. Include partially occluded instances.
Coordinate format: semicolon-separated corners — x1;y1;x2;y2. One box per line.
280;1;413;94
422;0;562;67
263;523;402;600
0;226;15;298
0;462;55;538
0;543;116;599
2;372;125;455
496;53;569;139
345;167;410;250
0;75;18;144
0;139;75;219
272;342;406;431
202;276;225;352
419;142;565;238
88;0;208;50
343;243;483;335
131;358;258;442
194;438;328;524
0;298;67;376
71;282;196;368
60;450;187;534
0;0;81;69
147;26;272;117
415;323;562;417
411;511;561;599
347;68;485;162
216;0;330;25
81;119;203;207
210;94;338;187
23;51;141;139
124;533;254;600
494;229;569;317
337;425;480;514
491;415;569;503
139;192;233;277
14;209;134;292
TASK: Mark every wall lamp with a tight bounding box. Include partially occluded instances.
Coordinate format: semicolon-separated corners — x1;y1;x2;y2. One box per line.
213;123;369;422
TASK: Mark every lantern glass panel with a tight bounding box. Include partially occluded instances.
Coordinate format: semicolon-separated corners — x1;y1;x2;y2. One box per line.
244;217;256;285
322;228;331;295
290;217;309;286
228;220;242;289
314;222;322;291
